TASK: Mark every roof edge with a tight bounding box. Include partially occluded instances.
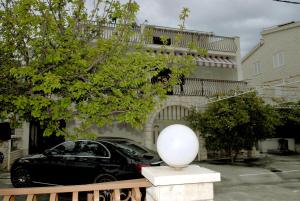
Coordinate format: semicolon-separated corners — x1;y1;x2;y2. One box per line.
242;40;264;63
261;21;300;36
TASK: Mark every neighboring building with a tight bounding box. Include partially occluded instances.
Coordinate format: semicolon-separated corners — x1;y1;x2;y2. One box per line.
242;21;300;153
1;24;246;169
242;21;300;103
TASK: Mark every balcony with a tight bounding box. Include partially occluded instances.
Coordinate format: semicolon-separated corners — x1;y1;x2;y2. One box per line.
101;24;238;53
172;78;248;97
147;25;238;53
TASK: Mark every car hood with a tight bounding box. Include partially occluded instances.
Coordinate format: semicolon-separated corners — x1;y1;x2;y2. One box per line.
15;154;45;163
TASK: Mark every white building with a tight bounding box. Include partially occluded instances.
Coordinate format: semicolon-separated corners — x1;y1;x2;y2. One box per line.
242;21;300;103
1;24;245;169
242;21;300;153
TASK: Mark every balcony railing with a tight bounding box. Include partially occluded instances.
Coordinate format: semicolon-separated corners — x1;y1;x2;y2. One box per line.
100;24;238;53
0;178;151;201
101;23;141;43
173;78;248;97
147;26;237;53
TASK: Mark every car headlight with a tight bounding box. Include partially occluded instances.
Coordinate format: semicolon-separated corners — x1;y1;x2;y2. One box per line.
19;159;31;163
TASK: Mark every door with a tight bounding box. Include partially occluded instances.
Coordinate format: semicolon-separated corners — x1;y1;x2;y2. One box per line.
36;141;76;185
60;140;113;185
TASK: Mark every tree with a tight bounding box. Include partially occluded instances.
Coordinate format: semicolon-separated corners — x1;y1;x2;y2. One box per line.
0;0;198;139
186;92;280;162
276;101;300;143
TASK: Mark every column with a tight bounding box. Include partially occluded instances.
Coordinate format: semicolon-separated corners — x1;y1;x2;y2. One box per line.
142;165;221;201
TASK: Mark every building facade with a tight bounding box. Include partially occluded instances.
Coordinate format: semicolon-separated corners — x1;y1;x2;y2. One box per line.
73;24;246;161
242;21;300;103
1;24;246;169
242;21;300;153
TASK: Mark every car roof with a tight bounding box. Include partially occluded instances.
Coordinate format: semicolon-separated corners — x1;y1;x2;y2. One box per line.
72;137;137;145
97;136;130;140
96;137;137;144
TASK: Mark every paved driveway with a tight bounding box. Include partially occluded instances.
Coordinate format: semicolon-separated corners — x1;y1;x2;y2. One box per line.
200;154;300;201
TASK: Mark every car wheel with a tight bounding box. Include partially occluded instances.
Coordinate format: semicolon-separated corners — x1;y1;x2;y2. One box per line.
11;168;32;188
94;174;116;183
94;174;119;201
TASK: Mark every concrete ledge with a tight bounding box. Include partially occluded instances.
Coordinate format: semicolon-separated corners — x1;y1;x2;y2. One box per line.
142;164;221;186
146;183;214;201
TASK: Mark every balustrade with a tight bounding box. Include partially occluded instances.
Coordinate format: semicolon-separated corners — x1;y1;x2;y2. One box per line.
0;179;151;201
145;26;237;53
173;78;248;97
99;24;237;53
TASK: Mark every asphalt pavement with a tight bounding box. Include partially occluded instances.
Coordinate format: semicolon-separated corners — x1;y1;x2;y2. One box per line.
0;171;11;188
0;154;300;201
200;154;300;201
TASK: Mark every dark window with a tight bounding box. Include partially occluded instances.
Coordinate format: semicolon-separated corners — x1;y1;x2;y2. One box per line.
151;68;173;95
153;36;171;45
51;141;76;155
0;122;13;141
75;141;109;157
50;141;109;157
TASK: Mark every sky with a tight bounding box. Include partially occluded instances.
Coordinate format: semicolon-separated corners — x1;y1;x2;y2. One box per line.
122;0;300;57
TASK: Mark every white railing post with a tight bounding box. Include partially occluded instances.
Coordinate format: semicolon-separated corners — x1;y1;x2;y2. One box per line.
142;165;221;201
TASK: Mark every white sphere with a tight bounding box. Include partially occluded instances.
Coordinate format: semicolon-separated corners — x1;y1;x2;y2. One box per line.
157;124;199;168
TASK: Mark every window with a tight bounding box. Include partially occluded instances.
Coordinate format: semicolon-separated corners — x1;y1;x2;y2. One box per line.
0;122;13;141
51;141;76;155
253;61;261;75
76;141;109;157
273;51;285;68
50;140;110;158
153;36;171;45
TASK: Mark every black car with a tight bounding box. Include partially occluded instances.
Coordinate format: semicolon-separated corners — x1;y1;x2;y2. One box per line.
11;137;161;187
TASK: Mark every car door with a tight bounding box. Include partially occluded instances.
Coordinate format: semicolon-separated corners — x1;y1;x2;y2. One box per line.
36;141;76;185
62;140;114;184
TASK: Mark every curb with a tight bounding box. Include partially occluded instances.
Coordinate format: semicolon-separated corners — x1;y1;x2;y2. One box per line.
0;172;10;179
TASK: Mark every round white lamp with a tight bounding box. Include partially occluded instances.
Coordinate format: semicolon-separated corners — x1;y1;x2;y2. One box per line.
157;124;199;168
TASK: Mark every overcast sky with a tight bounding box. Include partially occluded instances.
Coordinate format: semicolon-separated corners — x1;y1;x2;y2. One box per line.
124;0;300;57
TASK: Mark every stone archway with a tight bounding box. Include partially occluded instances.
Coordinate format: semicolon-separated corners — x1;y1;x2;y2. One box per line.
151;105;191;144
143;96;208;160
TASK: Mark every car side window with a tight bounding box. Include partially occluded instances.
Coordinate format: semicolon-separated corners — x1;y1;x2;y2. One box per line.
51;141;76;155
94;142;110;157
76;141;109;158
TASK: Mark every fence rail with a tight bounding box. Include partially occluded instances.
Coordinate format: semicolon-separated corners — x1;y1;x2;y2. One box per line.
173;78;248;97
0;178;151;201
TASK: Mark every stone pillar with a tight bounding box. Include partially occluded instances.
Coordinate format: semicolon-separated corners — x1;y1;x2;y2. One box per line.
142;165;220;201
143;123;154;150
234;36;243;81
22;122;30;155
198;134;207;161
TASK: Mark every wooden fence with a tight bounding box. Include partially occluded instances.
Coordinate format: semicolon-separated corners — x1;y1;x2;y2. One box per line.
0;179;152;201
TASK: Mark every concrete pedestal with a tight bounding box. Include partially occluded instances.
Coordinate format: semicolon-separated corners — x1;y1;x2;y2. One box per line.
142;165;221;201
